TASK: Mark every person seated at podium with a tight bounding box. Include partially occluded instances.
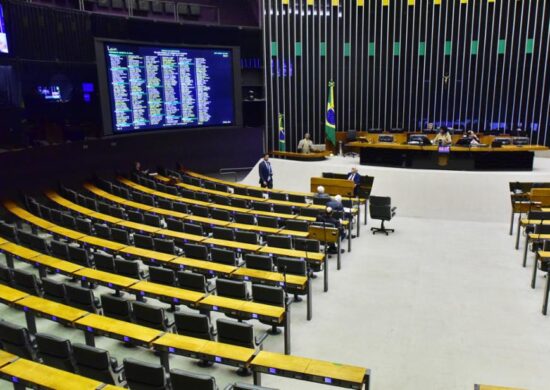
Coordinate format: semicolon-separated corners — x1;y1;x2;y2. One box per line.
423;122;435;133
347;167;361;197
466;130;480;145
297;133;316;153
316;206;345;254
432;127;452;146
314;186;331;200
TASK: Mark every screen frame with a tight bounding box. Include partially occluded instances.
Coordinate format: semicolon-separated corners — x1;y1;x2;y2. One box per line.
0;2;10;56
94;38;242;137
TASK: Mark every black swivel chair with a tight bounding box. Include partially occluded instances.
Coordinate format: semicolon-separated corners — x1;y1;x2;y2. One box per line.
166;218;185;232
234;212;255;225
154;238;178;255
235;230;259;245
0;320;37;359
0;264;12;285
172;203;189;215
73;343;125;386
252;284;285;334
212;227;235;241
177;271;211;293
101;294;133;322
174;312;215;340
284;220;309;232
369;196;396;235
94;252;116;273
69;246;93;267
211;209;231;222
257;216;279;228
149;266;176;286
276;257;307;302
50;240;70;259
131;301;175;331
41;278;66;303
94;223;111;240
244;254;273;271
273;204;293;215
127;210;144;223
35;333;76;372
12;269;42;297
115;258;148;279
265;234;292;249
184;223;204;237
144;213;161;227
65;283;102;313
211;247;238;266
123;358;170;390
111;228;130;245
183;243;209;260
76;218;93;235
134;233;154;250
170;369;217;390
288;194;306;203
216;279;250;321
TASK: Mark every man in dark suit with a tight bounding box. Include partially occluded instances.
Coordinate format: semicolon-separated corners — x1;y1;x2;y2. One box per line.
258;153;273;189
347;167;361;197
316;206;345;254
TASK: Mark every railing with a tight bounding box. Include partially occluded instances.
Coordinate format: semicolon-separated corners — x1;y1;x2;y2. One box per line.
219;167;254;182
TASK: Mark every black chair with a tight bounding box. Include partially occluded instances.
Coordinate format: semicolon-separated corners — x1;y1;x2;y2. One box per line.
216;279;249;300
141;195;156;207
65;283;102;313
144;213;161;227
273;204;293;215
131;191;143;203
94;223;111;240
41;278;66;303
265;235;292;249
251;202;272;212
0;264;12;285
69;246;93;267
12;269;42;297
184;223;204;236
85;197;98;212
177;271;210;293
127;210;144;223
134;233;154;250
191;205;209;218
111;228;130;245
157;198;173;210
166;218;185;232
230;198;248;209
50;240;70;259
194;192;210;203
0;221;17;241
39;204;52;220
211;209;231;222
269;192;287;201
284;220;309;232
154;238;177;255
36;333;76;372
252;284;285;334
299;208;322;218
61;214;77;230
174;312;215;340
97;201;111;215
313;197;330;206
101;294;133;322
211;248;237;266
170;369;217;390
233;187;248;196
110;205;126;219
244;254;273;271
211;195;230;206
235;231;259;245
0;320;37;359
248;189;264;198
172;202;188;214
183;243;208;260
257;216;279;228
212;227;235;241
149;266;176;286
115;258;147;279
94;252;116;273
344;129;358;157
73;343;125;386
203;181;216;190
288;194;306;203
276;257;307;301
76;218;93;235
234;212;255;225
369;196;396;235
131;301;175;331
214;183;228;192
179;189;195;200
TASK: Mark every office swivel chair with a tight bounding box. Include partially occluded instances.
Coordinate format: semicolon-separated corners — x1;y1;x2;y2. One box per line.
369;196;396;235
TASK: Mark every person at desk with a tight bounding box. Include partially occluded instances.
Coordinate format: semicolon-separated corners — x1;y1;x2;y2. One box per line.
347;167;361;197
432;127;452;146
314;186;331;200
316;206;345;254
258;153;274;189
297;133;316;154
133;161;150;177
466;130;480;145
326;194;344;212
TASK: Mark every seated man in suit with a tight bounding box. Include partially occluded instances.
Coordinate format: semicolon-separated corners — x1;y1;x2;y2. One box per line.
258;153;273;189
347;167;361;197
326;194;344;212
316;206;345;254
314;186;331;200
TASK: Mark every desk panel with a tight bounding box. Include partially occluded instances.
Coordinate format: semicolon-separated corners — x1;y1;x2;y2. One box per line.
75;314;162;345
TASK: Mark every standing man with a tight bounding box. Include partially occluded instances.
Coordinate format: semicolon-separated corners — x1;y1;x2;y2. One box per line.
347;167;361;197
297;133;315;154
259;153;273;189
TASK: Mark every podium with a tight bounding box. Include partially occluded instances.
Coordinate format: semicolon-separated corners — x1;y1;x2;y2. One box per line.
310;177;355;197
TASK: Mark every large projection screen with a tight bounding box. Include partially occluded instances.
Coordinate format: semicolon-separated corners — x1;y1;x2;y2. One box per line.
95;39;242;135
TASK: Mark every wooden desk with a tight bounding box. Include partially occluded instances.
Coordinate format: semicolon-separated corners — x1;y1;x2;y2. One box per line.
14;296;88;332
231;267;307;291
203;237;262;252
0;357;106;390
117;220;162;234
129;281;204;307
474;385;526;390
0;242;42;267
311;177;356;197
0;350;16;368
156;229;206;243
258;246;324;263
79;235;127;251
74;268;138;292
271;150;331;161
170;256;236;277
75;313;162;347
251;351;370;390
120;245;176;264
49;225;88;240
33;254;84;276
534;250;550;315
0;284;28;305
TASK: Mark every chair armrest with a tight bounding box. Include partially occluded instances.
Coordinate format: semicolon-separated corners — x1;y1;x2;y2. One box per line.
391;207;397;212
223;385;234;390
285;296;294;306
255;331;269;347
207;284;216;293
140;271;149;280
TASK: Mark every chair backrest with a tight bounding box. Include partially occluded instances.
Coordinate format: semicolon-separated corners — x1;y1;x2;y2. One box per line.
12;269;42;296
36;333;75;372
41;278;66;303
184;223;204;236
534;224;550;234
166;218;185;232
131;191;143;203
94;223;111;240
183;243;209;260
170;368;217;390
230;198;248;209
211;209;231;222
149;266;176;286
177;271;207;293
17;229;33;247
210;248;237;266
265;234;292;249
131;301;171;331
61;213;76;229
273;204;293;215
110;205;126;219
115;258;143;279
269;192;287;201
39;204;52;220
212;194;230;206
233;186;248;196
73;343;122;385
0;221;17;241
0;264;12;284
111;228;130;245
284;220;309;233
141;195;156;207
212;227;235;241
68;246;91;267
369;196;391;207
134;233;154;250
94;252;116;272
174;312;213;340
157;198;173;210
294;238;320;252
144;213;161;227
0;320;37;360
127;209;144;223
252;201;272;212
191;204;209;217
216;278;248;300
257;216;279;228
252;284;284;307
299;207;322;218
313;197;330;206
288;194;306;203
234;212;255;225
235;230;259;245
76;218;93;235
50;240;69;259
369;196;393;220
276;257;307;276
527;211;550;220
85;197;98;211
97;201;111;214
346;129;358;141
65;283;101;313
216;318;254;349
194;192;210;203
101;294;133;322
153;238;176;254
244;254;273;271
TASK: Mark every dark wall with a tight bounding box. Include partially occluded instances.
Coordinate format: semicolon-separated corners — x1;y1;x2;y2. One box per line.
263;0;550;151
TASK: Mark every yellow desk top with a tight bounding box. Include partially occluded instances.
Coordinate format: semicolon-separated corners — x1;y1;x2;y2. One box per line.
0;284;29;303
251;350;310;373
0;237;7;245
15;296;88;323
231;267;307;288
74;268;138;288
117;220;161;233
89;211;123;224
0;358;104;390
199;295;284;321
156;229;206;242
75;314;162;343
121;245;176;262
79;235;127;251
49;225;88;240
33;254;84;274
203;238;262;252
475;386;526;390
278;229;310;238
187;215;231;227
171;257;237;274
227;223;280;234
258;246;325;262
152;332;207;354
200;340;256;363
0;350;16;368
0;242;42;260
148;207;187;219
129;281;205;304
84;184;154;211
198;294;246;312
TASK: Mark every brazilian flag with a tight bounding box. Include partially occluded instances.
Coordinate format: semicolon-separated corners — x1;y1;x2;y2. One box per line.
325;81;336;146
278;113;286;151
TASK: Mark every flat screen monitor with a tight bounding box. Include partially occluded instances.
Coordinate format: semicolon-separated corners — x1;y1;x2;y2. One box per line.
0;4;8;54
37;85;62;101
95;39;241;135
